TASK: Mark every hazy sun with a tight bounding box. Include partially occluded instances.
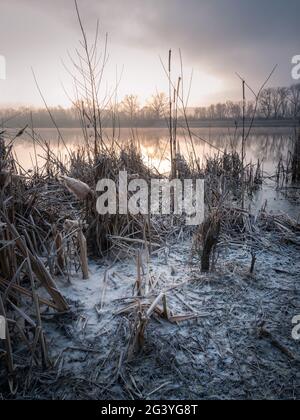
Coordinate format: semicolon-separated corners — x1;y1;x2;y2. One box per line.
196;72;223;100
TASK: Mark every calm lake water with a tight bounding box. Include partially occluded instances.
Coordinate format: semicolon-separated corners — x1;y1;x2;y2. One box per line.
11;126;299;219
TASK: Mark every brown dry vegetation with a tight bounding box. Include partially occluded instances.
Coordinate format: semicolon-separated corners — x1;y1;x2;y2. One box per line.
0;0;299;400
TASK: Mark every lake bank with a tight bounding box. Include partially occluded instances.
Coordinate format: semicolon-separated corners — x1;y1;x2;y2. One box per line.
5;119;300;130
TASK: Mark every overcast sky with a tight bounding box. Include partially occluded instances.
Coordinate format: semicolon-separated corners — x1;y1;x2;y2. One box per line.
0;0;299;107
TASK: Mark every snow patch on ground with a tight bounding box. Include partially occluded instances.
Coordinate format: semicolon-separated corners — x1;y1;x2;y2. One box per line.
36;230;300;400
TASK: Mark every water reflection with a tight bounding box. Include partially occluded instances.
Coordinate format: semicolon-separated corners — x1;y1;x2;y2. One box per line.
11;126;299;219
12;127;295;175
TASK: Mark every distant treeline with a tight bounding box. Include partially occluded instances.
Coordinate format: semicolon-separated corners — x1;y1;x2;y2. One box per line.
1;84;300;128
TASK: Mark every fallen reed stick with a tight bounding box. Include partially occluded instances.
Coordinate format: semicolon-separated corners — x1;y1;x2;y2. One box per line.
1;214;69;312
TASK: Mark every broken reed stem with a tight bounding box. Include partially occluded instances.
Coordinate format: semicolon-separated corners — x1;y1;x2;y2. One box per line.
0;278;59;310
25;246;50;368
136;251;142;296
200;213;221;273
1;213;69;312
162;294;169;319
250;252;257;274
78;228;89;280
54;226;65;273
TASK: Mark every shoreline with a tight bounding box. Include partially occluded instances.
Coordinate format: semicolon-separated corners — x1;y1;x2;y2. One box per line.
5;120;300;130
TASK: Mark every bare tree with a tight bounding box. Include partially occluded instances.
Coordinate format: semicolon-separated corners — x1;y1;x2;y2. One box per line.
231;102;243;120
207;104;216;119
121;95;140;121
194;107;207;120
147;92;168;120
215;103;227;119
271;87;288;119
246;101;255;119
289;84;300;119
259;88;273;119
279;87;289;118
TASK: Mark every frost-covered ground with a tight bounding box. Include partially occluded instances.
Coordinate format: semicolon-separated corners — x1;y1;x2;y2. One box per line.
21;225;300;401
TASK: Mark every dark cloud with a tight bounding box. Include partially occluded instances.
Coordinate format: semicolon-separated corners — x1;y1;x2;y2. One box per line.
0;0;299;106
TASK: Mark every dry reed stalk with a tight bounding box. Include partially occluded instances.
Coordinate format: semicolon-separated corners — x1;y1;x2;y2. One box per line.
127;307;148;360
250;252;257;274
25;249;50;367
54;227;65;273
122;280;197;362
0;278;59;310
258;325;296;360
2;213;69;312
78;228;89;280
162;294;169;319
136;251;142;296
199;212;221;273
